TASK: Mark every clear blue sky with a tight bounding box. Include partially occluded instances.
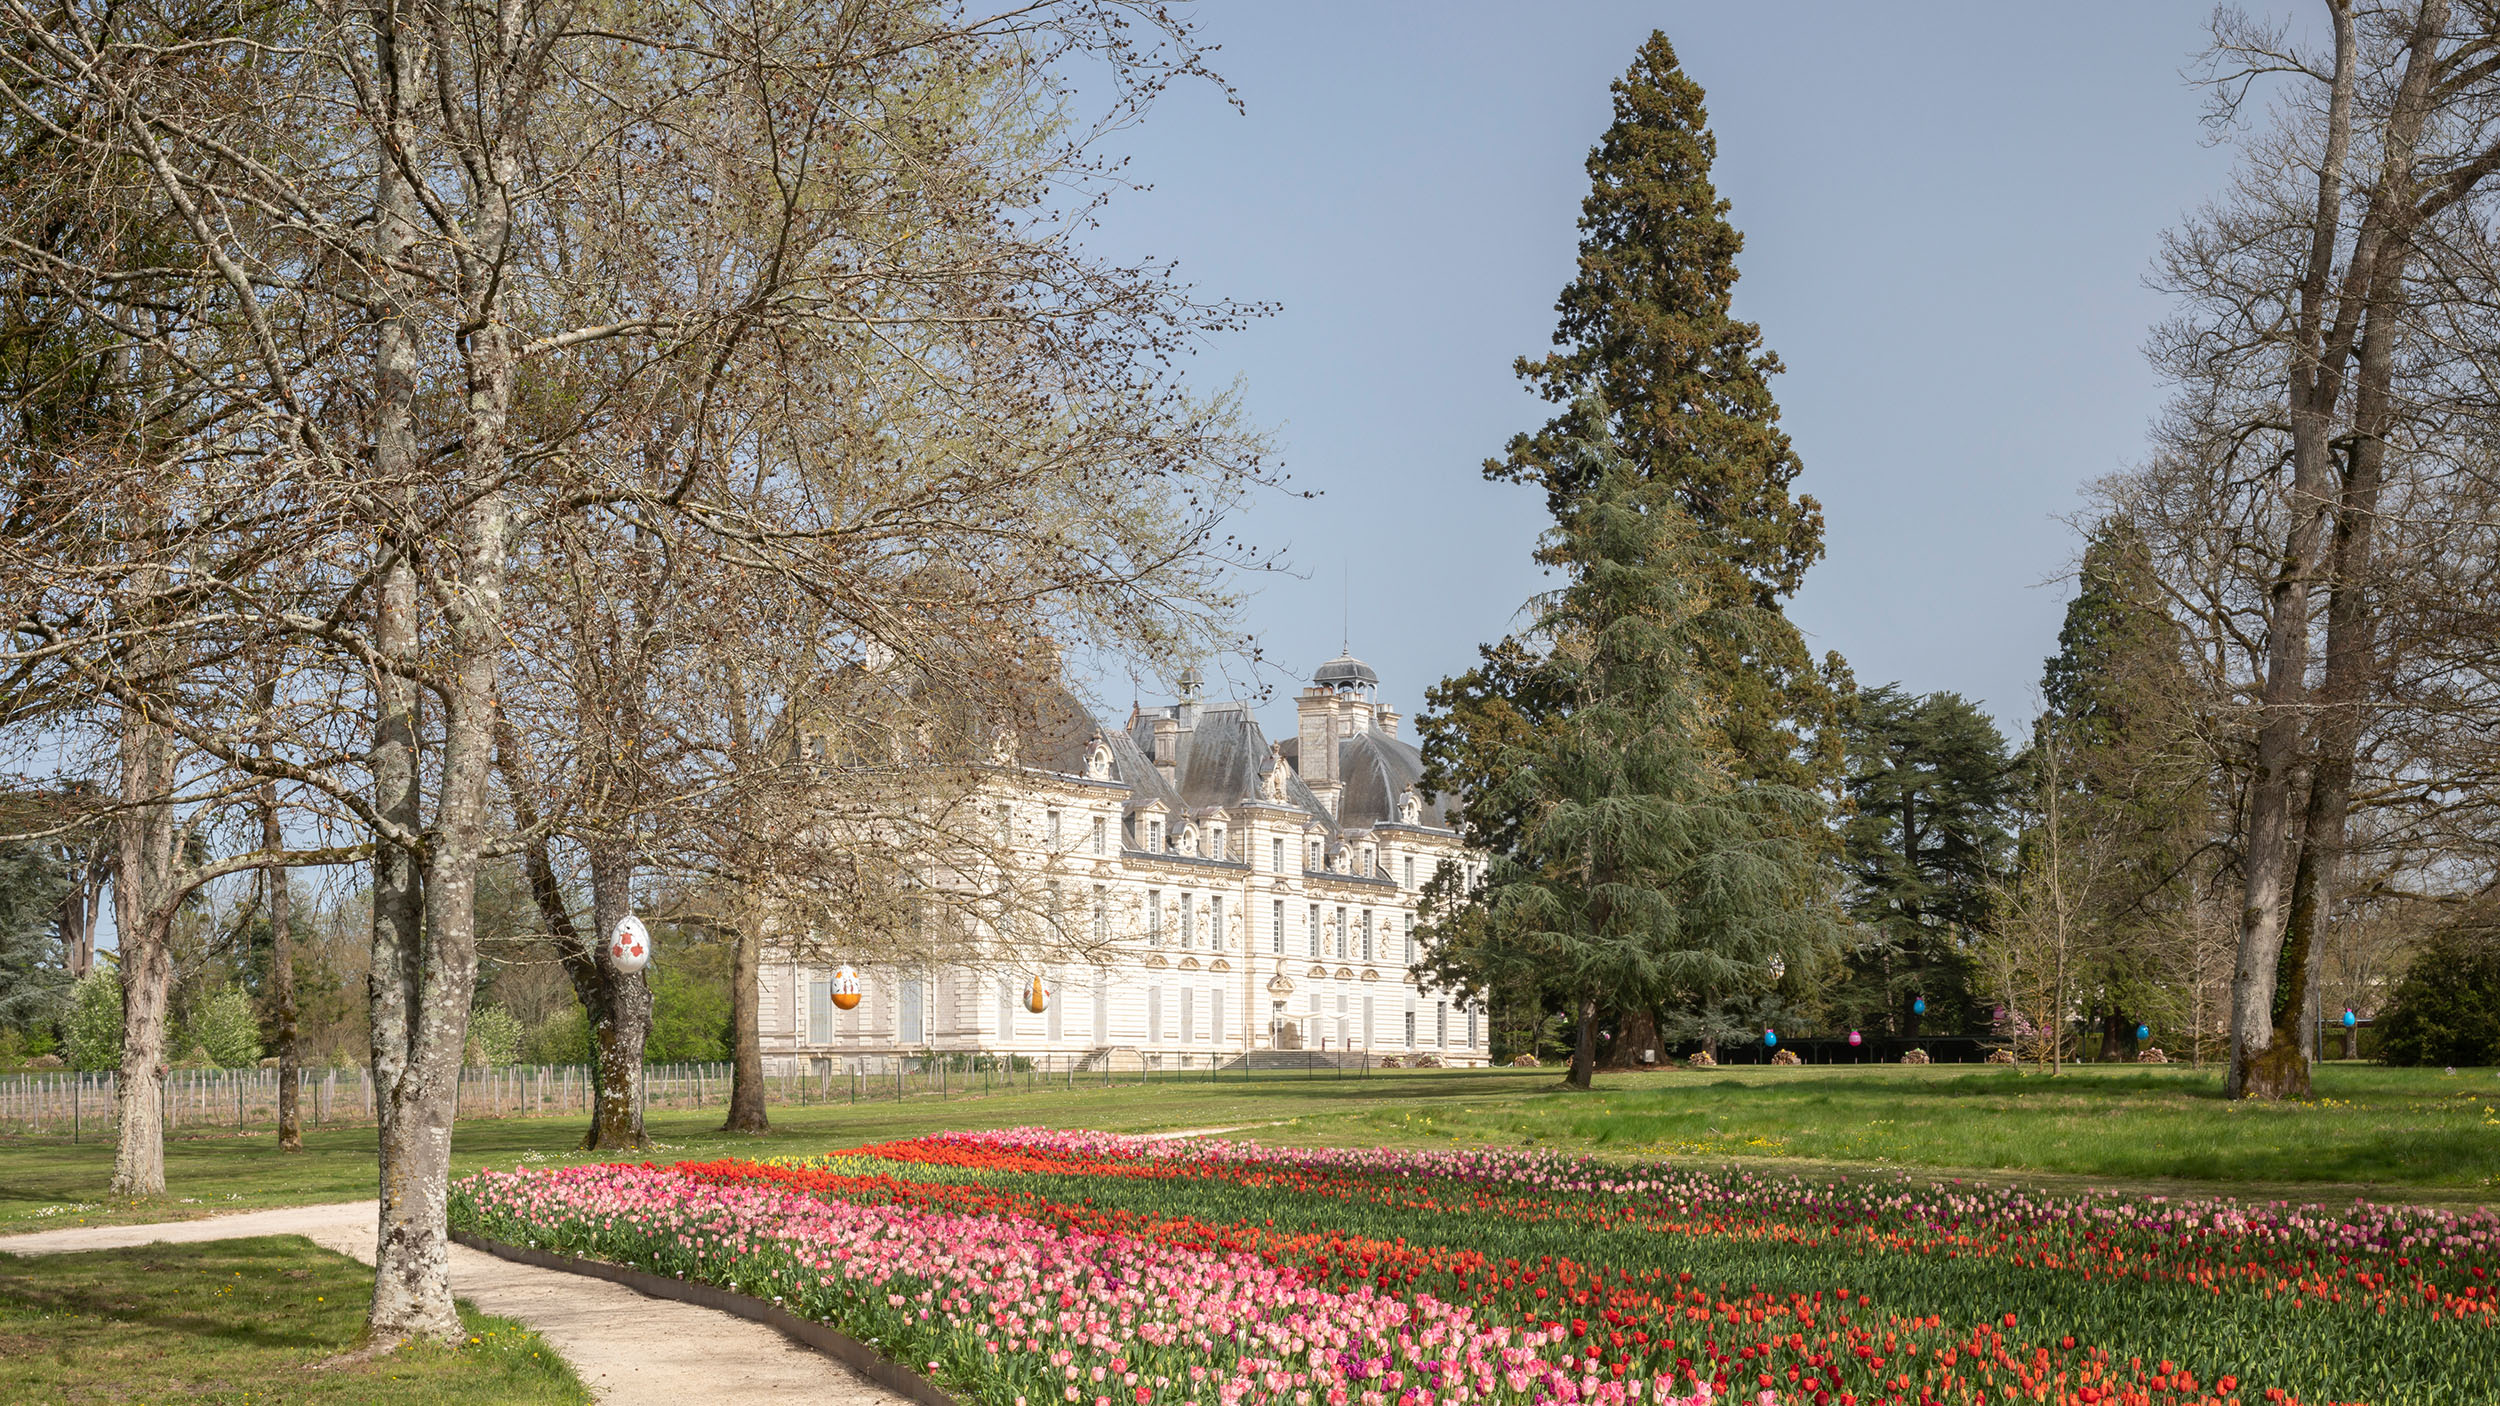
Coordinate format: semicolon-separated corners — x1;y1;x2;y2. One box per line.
1085;2;2291;746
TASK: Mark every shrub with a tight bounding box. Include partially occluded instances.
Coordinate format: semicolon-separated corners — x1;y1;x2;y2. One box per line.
2375;926;2500;1067
645;962;730;1063
181;984;262;1068
466;1005;524;1066
64;971;121;1071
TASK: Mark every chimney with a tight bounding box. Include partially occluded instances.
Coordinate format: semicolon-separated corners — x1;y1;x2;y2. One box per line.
1151;715;1180;781
1377;706;1400;737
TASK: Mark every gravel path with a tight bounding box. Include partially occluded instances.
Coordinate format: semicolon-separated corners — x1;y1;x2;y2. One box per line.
0;1201;911;1406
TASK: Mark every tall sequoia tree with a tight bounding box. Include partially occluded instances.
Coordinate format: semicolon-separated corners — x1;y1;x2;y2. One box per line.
1428;31;1841;1063
1489;30;1840;793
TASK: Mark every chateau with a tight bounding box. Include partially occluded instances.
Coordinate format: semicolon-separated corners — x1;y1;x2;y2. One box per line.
756;653;1490;1069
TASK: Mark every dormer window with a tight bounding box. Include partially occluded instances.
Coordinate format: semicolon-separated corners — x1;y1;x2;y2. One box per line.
1148;818;1164;852
1209;825;1226;860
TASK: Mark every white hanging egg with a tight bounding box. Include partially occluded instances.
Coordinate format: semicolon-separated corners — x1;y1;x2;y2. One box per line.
832;964;862;1011
607;914;652;973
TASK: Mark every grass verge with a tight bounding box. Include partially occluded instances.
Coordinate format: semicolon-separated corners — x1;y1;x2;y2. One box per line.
3;1061;2493;1233
0;1234;588;1404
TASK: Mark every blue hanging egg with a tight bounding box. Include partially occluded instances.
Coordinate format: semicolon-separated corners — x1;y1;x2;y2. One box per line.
2342;1009;2358;1028
1764;1029;1778;1047
1912;997;1927;1016
2136;1024;2150;1041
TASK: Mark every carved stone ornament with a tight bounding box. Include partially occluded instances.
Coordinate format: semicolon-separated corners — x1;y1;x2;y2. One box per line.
1397;787;1424;826
1266;973;1296;995
1262;745;1293;802
1085;734;1115;781
1177;821;1199;856
1306;964;1330;979
988;728;1018;767
1178;956;1202;970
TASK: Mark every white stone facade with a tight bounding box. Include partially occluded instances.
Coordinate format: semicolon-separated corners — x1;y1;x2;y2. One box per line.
758;654;1490;1069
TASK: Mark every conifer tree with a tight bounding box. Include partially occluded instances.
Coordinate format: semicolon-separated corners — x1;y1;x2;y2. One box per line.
2034;516;2209;1056
1491;30;1838;791
1836;687;2016;1038
1429;414;1835;1090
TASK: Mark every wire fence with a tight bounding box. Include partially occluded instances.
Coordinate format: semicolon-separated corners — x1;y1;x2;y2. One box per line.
0;1049;1430;1139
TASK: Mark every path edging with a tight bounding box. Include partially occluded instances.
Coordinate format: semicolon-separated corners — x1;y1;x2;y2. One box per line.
451;1231;963;1406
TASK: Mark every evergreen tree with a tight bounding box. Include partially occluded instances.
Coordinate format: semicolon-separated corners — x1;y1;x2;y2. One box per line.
1837;687;2016;1036
2035;516;2208;1056
1490;30;1839;792
1424;414;1835;1090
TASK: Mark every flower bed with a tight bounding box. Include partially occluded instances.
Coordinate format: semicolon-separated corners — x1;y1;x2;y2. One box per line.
451;1131;2498;1406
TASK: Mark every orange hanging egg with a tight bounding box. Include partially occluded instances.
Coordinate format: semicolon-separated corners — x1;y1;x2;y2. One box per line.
831;964;862;1011
1025;975;1049;1014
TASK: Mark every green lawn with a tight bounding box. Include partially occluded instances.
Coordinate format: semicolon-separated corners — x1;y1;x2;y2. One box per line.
3;1061;2492;1232
0;1236;588;1403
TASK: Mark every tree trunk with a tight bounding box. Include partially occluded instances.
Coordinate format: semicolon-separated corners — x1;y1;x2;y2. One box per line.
262;785;301;1152
109;696;175;1198
2227;2;2366;1101
723;918;769;1132
368;35;512;1333
1563;990;1597;1090
581;844;652;1151
1598;1002;1659;1070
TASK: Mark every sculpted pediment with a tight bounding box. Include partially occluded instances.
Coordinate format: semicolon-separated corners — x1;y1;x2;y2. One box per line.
1177;956;1202;970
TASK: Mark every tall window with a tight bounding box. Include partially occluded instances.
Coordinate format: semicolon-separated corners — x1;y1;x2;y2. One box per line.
900;978;924;1045
1147;890;1162;945
1092;885;1108;943
1436;1001;1448;1048
1209;825;1225;861
1091;816;1106;855
1360;909;1373;962
1180;891;1194;948
808;976;833;1046
997;807;1013;848
1335;907;1349;959
1272;837;1285;872
1271;899;1285;955
1210;895;1225;951
1467;1006;1478;1048
1403;855;1415;888
1047;809;1062;846
1404;1008;1416;1046
1306;903;1320;958
1046;968;1064;1041
1180;986;1195;1042
1147;986;1163;1043
997;980;1015;1036
1212;986;1226;1043
1308;838;1321;870
1092;968;1109;1043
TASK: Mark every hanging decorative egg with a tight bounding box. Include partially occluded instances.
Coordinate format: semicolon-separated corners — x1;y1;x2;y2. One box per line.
1763;1029;1778;1048
2342;1009;2358;1028
607;914;651;974
1847;1030;1862;1047
831;964;862;1012
1025;975;1050;1014
1912;996;1927;1016
2136;1024;2150;1041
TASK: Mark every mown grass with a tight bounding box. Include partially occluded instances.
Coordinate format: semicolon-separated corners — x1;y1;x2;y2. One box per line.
0;1235;588;1403
2;1061;2492;1233
1317;1062;2500;1194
